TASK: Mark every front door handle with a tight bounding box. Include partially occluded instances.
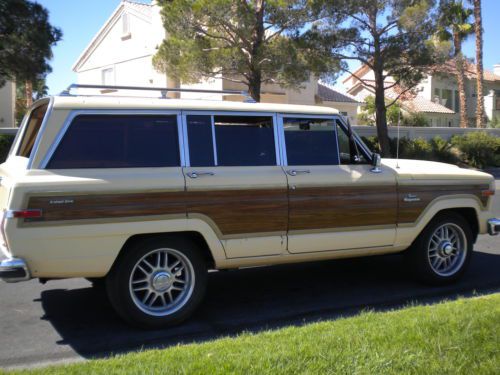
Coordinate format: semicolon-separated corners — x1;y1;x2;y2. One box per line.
286;169;310;176
187;171;215;179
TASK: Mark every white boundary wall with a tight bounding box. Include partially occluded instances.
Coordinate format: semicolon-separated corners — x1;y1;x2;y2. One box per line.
353;126;500;140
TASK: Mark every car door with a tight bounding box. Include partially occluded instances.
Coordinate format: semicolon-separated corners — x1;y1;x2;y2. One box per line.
182;112;288;258
278;114;398;254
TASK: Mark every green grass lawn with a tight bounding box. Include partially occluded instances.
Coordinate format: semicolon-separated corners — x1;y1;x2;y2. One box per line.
5;294;500;375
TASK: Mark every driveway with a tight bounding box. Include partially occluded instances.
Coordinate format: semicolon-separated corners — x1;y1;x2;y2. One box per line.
0;181;499;370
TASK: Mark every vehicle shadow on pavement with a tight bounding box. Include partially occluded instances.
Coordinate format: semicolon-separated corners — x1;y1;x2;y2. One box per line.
38;251;500;360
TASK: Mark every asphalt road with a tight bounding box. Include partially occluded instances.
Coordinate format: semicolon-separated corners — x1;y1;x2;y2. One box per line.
0;182;499;369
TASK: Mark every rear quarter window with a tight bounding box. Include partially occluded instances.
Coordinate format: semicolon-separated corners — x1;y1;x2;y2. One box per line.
16;103;49;158
47;115;180;169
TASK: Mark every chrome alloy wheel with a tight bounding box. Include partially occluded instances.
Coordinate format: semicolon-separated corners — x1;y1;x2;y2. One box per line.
427;223;467;277
129;248;195;317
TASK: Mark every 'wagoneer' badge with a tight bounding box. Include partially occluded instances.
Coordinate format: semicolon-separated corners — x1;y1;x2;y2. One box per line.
403;194;421;203
49;199;74;205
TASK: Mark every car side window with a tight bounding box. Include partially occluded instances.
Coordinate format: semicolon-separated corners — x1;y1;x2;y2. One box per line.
283;117;339;166
47;115;180;169
214;115;275;166
16;103;49;158
186;115;215;167
187;114;276;167
336;120;370;165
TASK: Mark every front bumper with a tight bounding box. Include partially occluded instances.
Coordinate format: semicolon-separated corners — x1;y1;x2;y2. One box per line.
0;257;30;283
487;218;500;236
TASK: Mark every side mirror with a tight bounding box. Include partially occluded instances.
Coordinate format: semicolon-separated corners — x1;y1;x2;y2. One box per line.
371;153;382;173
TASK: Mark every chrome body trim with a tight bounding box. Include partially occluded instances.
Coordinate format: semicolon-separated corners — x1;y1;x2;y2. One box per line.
0;257;31;283
487;218;500;235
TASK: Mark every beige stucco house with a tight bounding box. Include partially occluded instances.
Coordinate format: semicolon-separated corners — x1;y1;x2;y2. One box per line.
344;61;500;127
72;0;363;122
0;81;16;128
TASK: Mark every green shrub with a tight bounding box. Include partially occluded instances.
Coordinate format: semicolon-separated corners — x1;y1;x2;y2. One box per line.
429;136;460;164
488;116;500;129
451;132;500;168
0;134;15;163
361;135;462;166
401;112;429;127
361;136;380;153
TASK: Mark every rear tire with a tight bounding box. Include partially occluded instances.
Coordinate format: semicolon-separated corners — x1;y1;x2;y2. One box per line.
106;236;207;329
406;212;473;285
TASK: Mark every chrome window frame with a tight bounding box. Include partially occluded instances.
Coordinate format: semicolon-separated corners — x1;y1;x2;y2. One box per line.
181;110;281;167
40;109;184;169
277;113;342;167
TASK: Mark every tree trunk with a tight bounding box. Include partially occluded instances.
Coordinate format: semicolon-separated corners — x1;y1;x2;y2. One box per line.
248;75;261;102
473;0;485;128
247;0;264;103
374;70;390;157
25;80;33;108
454;36;468;128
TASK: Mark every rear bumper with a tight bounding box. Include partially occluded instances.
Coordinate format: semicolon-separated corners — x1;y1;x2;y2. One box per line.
487;218;500;236
0;256;30;283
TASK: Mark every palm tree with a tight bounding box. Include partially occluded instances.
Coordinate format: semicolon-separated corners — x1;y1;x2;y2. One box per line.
437;0;474;128
470;0;484;128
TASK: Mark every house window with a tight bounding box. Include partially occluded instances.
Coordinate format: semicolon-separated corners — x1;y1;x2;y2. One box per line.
102;68;114;85
122;13;131;39
442;89;452;110
434;88;441;101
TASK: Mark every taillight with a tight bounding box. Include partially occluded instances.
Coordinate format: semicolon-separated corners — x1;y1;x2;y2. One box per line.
9;209;43;219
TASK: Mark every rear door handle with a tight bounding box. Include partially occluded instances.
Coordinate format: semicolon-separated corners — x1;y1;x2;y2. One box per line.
286;169;310;176
187;171;215;179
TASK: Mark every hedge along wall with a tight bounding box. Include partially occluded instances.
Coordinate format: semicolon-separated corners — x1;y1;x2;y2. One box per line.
353;126;500;141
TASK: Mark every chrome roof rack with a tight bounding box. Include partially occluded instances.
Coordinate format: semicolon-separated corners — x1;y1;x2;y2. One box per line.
59;83;256;102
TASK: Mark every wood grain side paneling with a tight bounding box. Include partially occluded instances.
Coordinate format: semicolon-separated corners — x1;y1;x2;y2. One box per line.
187;188;288;236
398;184;490;223
289;185;398;231
26;191;187;222
26;188;289;237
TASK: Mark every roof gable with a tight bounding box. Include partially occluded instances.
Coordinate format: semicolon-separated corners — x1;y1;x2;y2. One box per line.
73;1;153;72
317;83;362;103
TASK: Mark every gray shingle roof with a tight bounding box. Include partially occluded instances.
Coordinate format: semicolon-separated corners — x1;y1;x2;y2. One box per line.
317;83;362;103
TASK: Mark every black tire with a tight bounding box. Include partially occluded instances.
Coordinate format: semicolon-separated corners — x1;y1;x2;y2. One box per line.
106;236;207;329
405;212;473;285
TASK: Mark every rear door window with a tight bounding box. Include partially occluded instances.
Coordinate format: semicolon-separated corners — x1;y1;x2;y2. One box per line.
16;103;49;158
214;115;275;166
47;115;180;169
186;114;277;167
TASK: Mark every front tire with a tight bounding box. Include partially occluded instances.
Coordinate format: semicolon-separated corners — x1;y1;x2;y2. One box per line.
406;212;473;285
106;236;207;329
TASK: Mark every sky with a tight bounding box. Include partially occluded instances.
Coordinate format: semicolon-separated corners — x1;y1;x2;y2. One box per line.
38;0;500;95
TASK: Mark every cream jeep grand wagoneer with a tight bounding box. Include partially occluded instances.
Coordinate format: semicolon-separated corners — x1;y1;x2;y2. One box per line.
1;85;499;328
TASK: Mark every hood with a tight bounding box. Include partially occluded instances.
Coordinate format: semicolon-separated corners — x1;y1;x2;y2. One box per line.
381;159;494;183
